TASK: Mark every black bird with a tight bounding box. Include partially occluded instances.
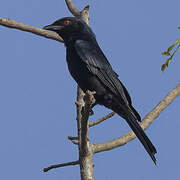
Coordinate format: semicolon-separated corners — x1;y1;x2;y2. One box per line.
43;17;157;164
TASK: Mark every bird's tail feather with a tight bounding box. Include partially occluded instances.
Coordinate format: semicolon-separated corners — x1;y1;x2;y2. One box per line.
116;107;157;164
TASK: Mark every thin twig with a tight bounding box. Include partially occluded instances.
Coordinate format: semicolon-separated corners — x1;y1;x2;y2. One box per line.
93;83;180;153
0;17;63;42
68;136;79;145
89;112;115;127
68;136;79;140
43;160;79;172
71;140;79;145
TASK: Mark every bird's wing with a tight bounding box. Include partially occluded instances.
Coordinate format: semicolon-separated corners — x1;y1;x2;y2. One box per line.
74;39;130;106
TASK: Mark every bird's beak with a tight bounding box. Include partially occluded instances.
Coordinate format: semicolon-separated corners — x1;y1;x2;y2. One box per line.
43;25;64;31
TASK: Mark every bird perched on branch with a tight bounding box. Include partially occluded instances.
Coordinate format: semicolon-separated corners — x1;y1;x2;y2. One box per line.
43;17;157;164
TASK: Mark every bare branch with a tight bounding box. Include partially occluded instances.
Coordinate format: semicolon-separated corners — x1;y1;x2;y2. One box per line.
68;136;79;145
94;83;180;153
0;17;63;42
75;88;85;140
89;112;115;127
43;160;79;172
65;0;81;16
141;83;180;128
80;5;90;24
71;140;79;145
80;90;94;152
65;0;90;24
76;88;95;180
68;3;94;178
68;136;79;140
79;91;94;180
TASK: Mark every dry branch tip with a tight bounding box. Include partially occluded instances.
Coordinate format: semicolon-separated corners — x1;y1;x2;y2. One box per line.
43;160;79;172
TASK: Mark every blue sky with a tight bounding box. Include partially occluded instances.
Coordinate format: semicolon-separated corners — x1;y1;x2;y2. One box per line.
0;0;180;180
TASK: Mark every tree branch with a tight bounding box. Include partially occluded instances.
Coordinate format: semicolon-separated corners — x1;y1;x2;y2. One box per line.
65;0;81;17
75;88;85;143
80;5;90;24
89;112;115;127
68;136;79;140
43;160;79;172
80;91;94;152
70;4;94;179
0;17;63;42
93;83;180;153
78;90;95;180
0;2;93;179
65;0;90;23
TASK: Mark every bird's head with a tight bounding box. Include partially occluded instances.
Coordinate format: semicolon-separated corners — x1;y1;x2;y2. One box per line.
43;17;94;45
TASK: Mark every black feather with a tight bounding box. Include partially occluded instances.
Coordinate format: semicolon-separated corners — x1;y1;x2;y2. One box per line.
43;17;157;163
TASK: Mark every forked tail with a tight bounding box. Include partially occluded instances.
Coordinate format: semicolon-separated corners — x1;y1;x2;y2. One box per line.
116;107;157;164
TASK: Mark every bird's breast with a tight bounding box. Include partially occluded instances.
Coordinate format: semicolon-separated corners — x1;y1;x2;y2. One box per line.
65;46;115;107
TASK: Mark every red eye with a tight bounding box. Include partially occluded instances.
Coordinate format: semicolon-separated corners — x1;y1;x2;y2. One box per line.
64;20;71;25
